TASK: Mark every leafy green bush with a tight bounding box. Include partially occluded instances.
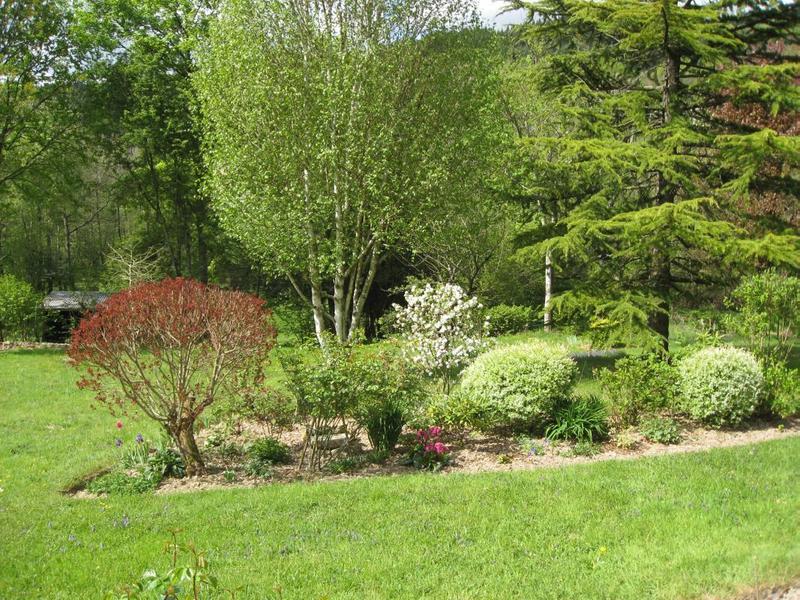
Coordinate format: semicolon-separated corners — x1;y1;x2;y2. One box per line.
421;390;490;432
243;437;291;478
0;274;41;342
247;437;292;465
678;346;763;428
546;395;608;442
485;304;534;336
639;416;682;444
351;351;425;452
244;457;274;478
87;434;185;496
283;340;424;467
763;363;800;419
144;447;186;480
725;270;800;364
87;471;158;495
460;341;577;431
215;387;296;437
281;340;362;470
598;355;679;427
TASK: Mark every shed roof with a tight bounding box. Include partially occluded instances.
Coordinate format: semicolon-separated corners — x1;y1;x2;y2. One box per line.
43;291;109;311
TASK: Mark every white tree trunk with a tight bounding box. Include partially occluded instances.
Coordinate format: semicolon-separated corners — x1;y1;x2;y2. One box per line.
544;249;553;332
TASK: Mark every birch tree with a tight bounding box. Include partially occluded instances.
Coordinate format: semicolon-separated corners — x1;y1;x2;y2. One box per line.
196;0;494;344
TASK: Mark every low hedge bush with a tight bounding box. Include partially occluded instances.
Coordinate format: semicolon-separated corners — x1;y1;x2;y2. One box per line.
485;304;535;336
460;341;577;431
678;346;763;428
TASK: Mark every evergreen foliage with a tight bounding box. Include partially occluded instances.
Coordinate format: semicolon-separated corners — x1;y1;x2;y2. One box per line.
507;0;800;351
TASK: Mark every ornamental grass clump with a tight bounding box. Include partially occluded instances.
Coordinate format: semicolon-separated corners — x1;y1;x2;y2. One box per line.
678;346;763;428
460;341;577;432
546;395;608;443
69;278;277;476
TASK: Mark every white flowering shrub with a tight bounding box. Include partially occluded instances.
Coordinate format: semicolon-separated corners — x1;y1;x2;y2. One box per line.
460;341;577;431
394;283;488;392
678;346;763;428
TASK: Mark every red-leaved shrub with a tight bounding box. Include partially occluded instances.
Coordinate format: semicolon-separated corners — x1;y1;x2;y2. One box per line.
69;278;277;475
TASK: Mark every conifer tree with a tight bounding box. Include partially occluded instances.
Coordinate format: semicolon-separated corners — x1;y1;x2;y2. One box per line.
507;0;799;351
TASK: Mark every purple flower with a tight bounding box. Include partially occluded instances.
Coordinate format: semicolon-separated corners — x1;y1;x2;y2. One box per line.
114;438;123;447
135;433;144;444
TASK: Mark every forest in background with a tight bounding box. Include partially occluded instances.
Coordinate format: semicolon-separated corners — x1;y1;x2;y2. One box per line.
1;0;798;347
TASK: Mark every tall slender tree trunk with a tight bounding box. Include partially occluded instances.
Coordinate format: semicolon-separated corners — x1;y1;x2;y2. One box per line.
348;239;380;341
543;249;553;332
648;4;681;354
195;217;208;283
63;213;74;288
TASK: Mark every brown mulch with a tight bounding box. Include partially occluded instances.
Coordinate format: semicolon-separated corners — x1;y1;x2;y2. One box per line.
146;417;800;495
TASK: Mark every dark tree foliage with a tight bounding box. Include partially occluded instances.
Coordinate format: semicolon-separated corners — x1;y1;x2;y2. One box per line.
76;0;219;282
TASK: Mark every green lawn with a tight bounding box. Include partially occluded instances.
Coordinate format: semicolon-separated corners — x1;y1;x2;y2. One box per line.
2;349;799;598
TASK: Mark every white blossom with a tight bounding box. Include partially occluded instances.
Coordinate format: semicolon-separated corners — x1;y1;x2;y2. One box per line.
393;283;489;391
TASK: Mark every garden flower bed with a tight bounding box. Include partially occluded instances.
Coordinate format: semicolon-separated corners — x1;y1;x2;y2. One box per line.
71;416;800;497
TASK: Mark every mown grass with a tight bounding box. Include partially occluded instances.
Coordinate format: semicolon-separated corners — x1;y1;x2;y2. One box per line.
1;349;799;599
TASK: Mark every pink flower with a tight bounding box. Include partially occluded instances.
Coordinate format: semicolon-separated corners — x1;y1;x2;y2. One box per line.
425;443;435;453
429;426;442;438
433;442;447;455
116;420;123;429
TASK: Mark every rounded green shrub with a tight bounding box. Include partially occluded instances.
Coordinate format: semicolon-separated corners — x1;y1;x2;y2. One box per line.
678;346;763;428
460;341;577;431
